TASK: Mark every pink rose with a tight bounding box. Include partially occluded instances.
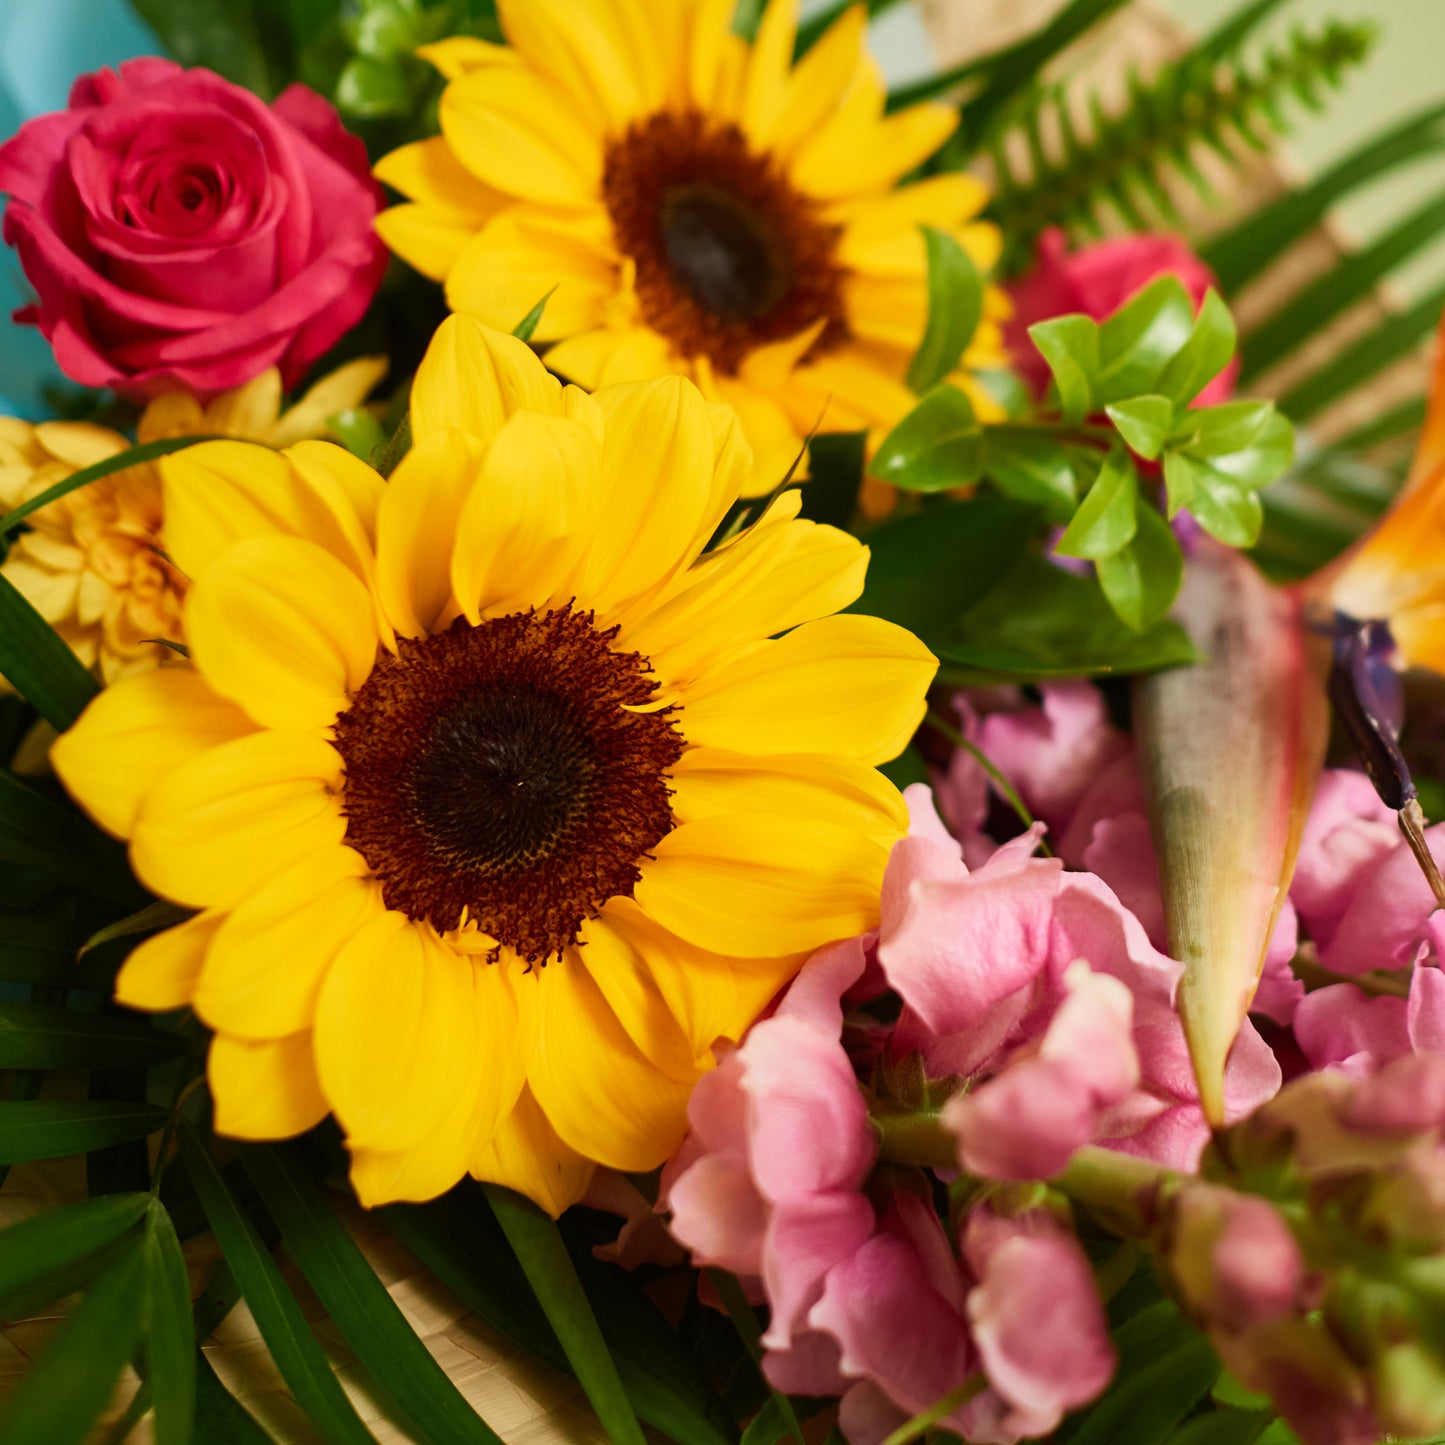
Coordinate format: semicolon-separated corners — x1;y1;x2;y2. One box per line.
1006;228;1237;405
0;59;387;397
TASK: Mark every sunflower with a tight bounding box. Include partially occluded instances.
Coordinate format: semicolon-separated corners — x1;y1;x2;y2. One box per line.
52;316;935;1213
0;358;385;686
373;0;1008;496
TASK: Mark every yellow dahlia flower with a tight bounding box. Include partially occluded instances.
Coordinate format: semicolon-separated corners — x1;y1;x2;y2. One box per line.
374;0;1008;494
0;358;385;685
52;316;935;1214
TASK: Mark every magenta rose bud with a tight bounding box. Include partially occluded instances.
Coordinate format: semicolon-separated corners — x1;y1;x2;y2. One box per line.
0;60;388;398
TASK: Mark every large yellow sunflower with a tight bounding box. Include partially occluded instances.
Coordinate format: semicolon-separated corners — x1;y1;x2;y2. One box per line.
52;316;935;1213
374;0;1008;495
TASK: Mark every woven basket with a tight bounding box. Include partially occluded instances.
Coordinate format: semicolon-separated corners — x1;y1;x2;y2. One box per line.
2;2;1433;1440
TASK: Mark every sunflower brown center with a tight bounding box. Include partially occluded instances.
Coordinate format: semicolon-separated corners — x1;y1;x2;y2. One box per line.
601;110;849;375
333;606;684;963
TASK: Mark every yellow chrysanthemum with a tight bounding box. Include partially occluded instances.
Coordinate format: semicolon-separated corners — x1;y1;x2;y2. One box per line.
374;0;1008;495
52;316;935;1214
0;358;385;685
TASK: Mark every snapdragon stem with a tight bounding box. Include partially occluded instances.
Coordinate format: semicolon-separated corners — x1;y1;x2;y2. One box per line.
1055;1146;1177;1236
879;1375;986;1445
872;1109;958;1170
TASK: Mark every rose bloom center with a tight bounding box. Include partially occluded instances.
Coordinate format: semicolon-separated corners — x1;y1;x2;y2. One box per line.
332;605;684;963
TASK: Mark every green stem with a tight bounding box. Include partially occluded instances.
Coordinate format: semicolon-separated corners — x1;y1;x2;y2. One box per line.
1055;1146;1178;1236
880;1375;987;1445
872;1108;958;1170
925;709;1054;858
706;1269;807;1445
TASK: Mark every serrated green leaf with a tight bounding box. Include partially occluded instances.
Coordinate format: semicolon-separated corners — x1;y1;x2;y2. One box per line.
871;385;984;493
1028;315;1100;425
144;1201;197;1445
0;1100;168;1165
0;999;181;1070
0;767;139;906
485;1185;647;1445
1096;504;1183;630
0;571;99;733
908;229;984;394
180;1131;381;1445
1107;396;1175;461
1056;448;1139;559
1096;276;1197;403
245;1142;502;1445
513;288;556;342
848;495;1039;639
984;430;1079;518
1156;290;1237;406
0;1191;149;1317
1172;400;1276;457
0;1232;148;1445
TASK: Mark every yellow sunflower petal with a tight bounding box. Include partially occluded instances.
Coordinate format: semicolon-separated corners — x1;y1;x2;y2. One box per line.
771;4;867;156
668;747;908;845
622;498;868;685
530;955;699;1172
546;326;676;391
131;731;346;910
51;668;255;839
440;66;601;207
679;613;935;763
708;378;802;498
446;210;616;341
451;411;604;621
314;913;503;1153
740;0;798;146
792;351;919;431
185;536;378;733
686;0;744;111
829;172;990;236
573;375;718;613
195;856;380;1041
31;422;126;470
114;910;223;1012
161;441;376;588
598;898;798;1056
374;138;503;282
210;1030;329;1140
471;1086;594;1218
375;430;487;639
417;36;520;81
282;441;385;553
410;314;570;446
266;359;390;451
350;1083;485;1207
137;392;207;446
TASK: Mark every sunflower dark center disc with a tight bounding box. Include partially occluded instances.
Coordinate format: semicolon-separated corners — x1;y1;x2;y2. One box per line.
602;110;849;375
333;606;684;962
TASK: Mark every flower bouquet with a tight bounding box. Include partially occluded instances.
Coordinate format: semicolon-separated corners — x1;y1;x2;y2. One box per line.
0;0;1443;1441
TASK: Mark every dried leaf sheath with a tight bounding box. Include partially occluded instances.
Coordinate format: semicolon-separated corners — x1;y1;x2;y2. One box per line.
1134;541;1329;1122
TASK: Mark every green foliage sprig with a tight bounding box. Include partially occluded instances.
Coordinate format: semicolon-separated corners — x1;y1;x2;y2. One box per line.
988;17;1376;266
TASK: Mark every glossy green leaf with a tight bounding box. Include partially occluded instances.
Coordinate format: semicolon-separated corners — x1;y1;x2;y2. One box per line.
512;287;555;342
1173;400;1277;458
939;553;1195;680
907;229;984;394
1096;277;1197;404
1194;412;1295;492
180;1131;380;1445
0;767;138;905
0;1191;149;1317
0;571;99;732
871;385;984;493
0;1100;167;1165
1189;470;1266;548
485;1185;647;1445
984;430;1079;517
0;999;180;1070
1107;395;1174;461
1096;504;1183;630
1028;315;1099;425
1166;1411;1274;1445
1162;451;1200;518
144;1201;197;1445
0;1234;148;1445
848;495;1039;639
1056;448;1139;559
245;1143;501;1445
1156;290;1236;407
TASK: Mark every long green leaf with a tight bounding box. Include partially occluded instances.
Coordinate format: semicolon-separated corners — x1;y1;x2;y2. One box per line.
1202;101;1445;292
0;767;139;905
0;908;107;989
0;1234;148;1445
0;1099;167;1164
144;1200;198;1445
1276;281;1445;422
245;1142;504;1445
1166;1411;1274;1445
484;1184;647;1445
0;999;180;1070
0;1190;149;1317
193;1350;277;1444
178;1131;380;1445
1239;188;1445;382
0;571;99;732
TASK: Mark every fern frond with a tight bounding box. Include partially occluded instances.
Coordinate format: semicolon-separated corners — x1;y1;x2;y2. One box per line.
989;18;1377;268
